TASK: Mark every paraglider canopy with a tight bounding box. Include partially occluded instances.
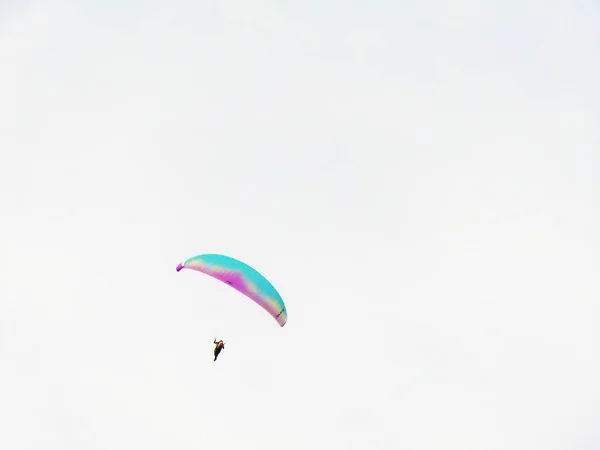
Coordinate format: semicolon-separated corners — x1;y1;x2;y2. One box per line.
176;253;287;327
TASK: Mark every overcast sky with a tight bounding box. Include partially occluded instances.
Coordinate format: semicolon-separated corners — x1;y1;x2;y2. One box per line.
1;1;599;449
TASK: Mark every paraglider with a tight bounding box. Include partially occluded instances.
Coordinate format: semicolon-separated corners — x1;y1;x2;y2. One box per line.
176;253;288;327
213;338;225;361
176;253;287;361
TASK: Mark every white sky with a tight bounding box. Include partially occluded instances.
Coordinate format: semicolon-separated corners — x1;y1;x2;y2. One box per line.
1;1;599;449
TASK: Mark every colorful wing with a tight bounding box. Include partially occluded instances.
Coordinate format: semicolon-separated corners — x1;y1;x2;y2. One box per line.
176;254;287;327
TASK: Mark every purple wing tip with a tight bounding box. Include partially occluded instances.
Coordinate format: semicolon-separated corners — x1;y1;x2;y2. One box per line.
176;263;184;272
